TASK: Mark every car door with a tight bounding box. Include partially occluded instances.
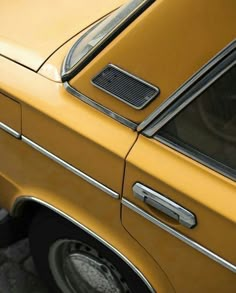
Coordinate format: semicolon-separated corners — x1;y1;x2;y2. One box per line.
122;44;236;292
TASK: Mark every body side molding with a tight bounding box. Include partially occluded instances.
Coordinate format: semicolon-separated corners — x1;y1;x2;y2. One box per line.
22;136;119;199
122;198;236;273
0;122;21;138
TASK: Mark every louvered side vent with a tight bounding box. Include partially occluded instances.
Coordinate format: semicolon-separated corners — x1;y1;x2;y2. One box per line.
92;64;159;109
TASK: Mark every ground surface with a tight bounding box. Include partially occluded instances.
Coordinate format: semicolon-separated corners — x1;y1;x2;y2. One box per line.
0;239;49;293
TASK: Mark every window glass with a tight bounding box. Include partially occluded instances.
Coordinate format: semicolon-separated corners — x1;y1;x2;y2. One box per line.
157;64;236;178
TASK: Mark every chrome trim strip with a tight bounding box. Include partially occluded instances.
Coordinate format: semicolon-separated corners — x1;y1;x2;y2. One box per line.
138;40;236;133
145;59;236;136
21;136;119;199
11;196;155;293
64;82;137;130
145;52;236;181
91;64;160;110
155;135;236;181
122;198;236;273
0;122;21;138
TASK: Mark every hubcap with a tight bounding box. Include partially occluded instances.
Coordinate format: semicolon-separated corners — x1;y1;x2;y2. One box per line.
49;239;131;293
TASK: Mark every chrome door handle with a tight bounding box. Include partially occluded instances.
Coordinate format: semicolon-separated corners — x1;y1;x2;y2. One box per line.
133;183;196;229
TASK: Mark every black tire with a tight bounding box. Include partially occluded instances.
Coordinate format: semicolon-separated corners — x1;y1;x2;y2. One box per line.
29;208;151;293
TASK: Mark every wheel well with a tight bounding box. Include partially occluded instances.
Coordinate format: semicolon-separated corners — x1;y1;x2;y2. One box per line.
11;196;156;293
11;199;49;234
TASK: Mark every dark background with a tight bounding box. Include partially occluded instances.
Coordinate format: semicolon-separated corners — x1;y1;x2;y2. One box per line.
0;239;49;293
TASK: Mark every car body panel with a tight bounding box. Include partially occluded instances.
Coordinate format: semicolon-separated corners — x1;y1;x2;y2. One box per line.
122;135;236;292
0;54;174;292
0;0;235;292
70;0;236;123
38;34;81;82
0;53;174;291
0;56;137;193
122;206;236;293
0;0;125;71
0;93;21;134
0;129;174;293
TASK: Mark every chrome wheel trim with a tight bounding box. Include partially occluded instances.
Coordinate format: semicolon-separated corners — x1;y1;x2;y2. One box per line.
49;239;131;293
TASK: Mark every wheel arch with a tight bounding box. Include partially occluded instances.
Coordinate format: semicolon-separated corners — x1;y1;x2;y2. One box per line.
11;195;158;293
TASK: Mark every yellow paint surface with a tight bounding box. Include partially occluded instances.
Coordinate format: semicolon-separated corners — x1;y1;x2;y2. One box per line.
0;0;125;70
71;0;236;123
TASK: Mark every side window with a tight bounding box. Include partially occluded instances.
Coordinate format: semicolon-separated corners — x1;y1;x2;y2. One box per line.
156;64;236;179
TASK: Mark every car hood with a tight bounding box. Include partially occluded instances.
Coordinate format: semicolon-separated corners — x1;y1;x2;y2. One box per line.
0;0;125;71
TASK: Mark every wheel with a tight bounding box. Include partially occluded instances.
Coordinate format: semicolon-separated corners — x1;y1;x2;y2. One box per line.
29;208;151;293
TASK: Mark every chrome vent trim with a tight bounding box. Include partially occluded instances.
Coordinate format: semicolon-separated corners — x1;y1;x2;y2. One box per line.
64;82;137;130
92;64;159;109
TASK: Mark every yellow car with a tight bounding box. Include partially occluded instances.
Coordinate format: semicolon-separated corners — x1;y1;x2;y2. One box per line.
0;0;235;292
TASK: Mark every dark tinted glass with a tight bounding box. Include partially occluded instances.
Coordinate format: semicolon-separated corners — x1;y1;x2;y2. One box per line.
157;64;236;177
